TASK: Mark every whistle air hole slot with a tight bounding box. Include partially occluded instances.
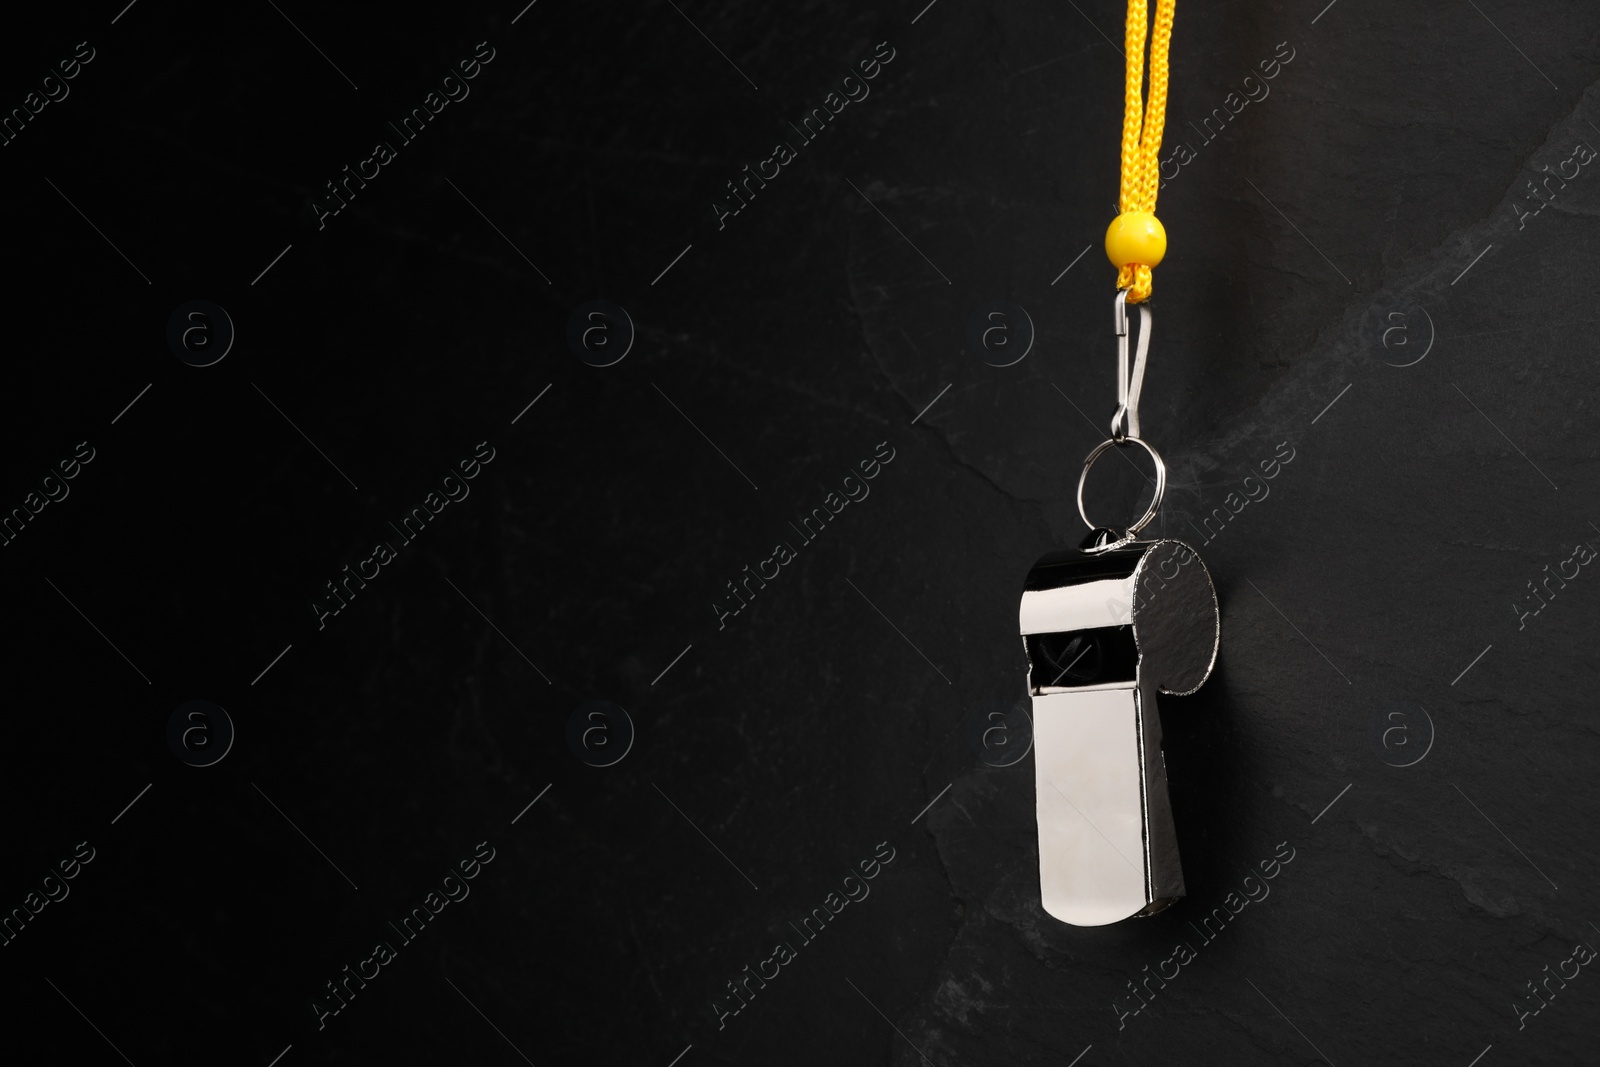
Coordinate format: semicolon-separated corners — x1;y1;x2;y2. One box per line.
1027;626;1139;691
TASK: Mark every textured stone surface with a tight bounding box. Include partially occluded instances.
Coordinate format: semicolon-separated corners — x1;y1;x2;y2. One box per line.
3;2;1599;1065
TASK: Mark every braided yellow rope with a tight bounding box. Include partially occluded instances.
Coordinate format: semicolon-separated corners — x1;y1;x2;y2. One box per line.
1112;0;1175;303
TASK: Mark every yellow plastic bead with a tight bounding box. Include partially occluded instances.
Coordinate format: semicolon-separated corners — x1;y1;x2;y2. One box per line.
1105;212;1167;269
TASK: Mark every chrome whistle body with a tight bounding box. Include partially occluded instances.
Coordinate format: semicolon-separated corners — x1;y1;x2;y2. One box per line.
1020;536;1219;926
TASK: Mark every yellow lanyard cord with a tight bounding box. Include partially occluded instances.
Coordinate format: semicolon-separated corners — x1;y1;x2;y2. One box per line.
1105;0;1175;304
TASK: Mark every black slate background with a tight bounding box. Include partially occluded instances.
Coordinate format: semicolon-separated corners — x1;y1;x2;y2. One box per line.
2;1;1598;1065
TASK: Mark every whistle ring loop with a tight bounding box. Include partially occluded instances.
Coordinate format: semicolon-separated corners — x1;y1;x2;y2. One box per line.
1076;434;1166;544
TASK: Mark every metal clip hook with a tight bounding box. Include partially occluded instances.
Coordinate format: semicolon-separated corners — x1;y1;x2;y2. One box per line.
1110;290;1152;442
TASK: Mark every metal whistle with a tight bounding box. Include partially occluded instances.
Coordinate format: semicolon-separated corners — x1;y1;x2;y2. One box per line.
1019;534;1219;926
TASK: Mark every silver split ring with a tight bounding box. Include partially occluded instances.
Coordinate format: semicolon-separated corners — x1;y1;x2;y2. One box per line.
1076;434;1167;545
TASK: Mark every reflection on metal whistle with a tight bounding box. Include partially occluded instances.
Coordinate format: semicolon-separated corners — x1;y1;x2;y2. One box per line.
1019;538;1219;926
